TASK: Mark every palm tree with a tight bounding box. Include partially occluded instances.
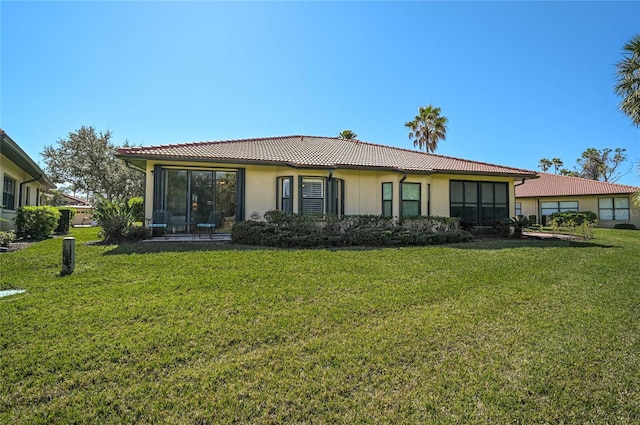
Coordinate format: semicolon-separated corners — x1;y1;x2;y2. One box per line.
538;158;552;172
338;130;358;140
551;157;564;174
404;105;448;153
614;34;640;127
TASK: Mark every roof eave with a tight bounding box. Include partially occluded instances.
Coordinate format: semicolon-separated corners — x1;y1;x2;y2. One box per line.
1;132;56;189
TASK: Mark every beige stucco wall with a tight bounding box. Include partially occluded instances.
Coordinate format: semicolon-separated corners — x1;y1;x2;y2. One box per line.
1;153;46;231
143;160;519;224
517;195;640;228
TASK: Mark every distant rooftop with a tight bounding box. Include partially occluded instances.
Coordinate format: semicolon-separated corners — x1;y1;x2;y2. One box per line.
515;172;639;197
118;135;538;178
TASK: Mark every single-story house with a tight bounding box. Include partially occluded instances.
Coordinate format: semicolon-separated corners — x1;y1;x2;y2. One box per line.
116;135;538;234
1;129;55;231
54;193;94;226
515;172;640;228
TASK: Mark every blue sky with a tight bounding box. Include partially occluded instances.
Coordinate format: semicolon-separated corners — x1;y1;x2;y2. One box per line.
2;1;639;185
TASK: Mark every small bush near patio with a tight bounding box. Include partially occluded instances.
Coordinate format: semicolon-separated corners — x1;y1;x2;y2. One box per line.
14;205;61;240
232;212;471;247
549;211;599;239
93;197;150;243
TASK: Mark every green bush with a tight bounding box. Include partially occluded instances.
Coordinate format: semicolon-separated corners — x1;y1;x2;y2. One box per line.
232;212;471;248
92;197;134;243
549;211;598;239
55;206;76;234
613;223;637;230
15;206;61;240
126;224;151;241
549;211;598;226
0;230;16;247
127;197;144;222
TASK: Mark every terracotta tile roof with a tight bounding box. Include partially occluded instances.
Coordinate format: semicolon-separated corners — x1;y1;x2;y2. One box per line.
515;172;640;197
117;135;537;177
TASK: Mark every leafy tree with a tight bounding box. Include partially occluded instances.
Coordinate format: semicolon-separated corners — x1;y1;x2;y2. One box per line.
551;157;564;174
559;169;580;177
576;147;627;182
538;158;552;172
338;130;358;140
614;34;640;127
405;105;448;153
41;126;143;201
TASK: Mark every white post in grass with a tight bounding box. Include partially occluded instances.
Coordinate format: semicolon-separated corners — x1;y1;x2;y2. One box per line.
62;237;75;276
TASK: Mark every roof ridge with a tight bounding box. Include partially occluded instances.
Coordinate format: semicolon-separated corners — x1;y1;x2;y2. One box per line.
336;136;537;173
538;172;640;190
118;135;307;153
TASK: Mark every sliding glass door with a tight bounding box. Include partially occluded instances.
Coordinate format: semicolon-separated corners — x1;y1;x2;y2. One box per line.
161;169;237;233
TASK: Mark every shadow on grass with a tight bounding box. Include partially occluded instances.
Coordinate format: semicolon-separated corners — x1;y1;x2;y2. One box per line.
102;237;618;255
452;238;617;250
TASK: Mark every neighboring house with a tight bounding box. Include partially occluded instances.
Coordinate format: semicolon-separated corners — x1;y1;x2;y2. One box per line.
54;193;94;226
116;135;538;234
1;129;55;231
515;172;640;228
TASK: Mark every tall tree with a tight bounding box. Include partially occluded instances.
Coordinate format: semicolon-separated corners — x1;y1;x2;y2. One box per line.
576;147;628;182
338;130;358;140
538;158;552;172
41;126;143;201
559;169;580;177
614;34;640;127
405;105;448;153
551;157;564;174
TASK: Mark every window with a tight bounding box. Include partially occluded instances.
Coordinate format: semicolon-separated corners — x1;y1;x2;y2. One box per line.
450;181;508;226
277;177;293;212
599;197;630;220
382;182;393;217
401;182;421;216
3;175;16;210
25;186;31;206
541;201;578;218
301;178;324;214
515;202;522;216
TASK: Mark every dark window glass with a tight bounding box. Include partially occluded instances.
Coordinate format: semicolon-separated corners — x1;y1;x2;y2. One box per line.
382;182;392;217
401;182;421;217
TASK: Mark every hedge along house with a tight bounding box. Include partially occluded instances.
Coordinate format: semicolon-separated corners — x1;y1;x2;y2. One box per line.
116;135;538;234
515;172;640;228
1;129;55;231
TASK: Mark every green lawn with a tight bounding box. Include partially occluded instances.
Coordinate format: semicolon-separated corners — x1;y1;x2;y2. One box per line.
1;228;639;424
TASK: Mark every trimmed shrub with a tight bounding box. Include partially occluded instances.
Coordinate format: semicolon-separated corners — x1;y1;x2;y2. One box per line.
15;206;61;240
613;223;637;230
55;207;76;234
549;211;598;239
232;212;472;248
549;211;597;226
0;230;16;247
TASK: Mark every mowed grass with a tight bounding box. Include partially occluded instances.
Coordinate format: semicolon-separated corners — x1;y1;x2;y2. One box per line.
1;228;639;424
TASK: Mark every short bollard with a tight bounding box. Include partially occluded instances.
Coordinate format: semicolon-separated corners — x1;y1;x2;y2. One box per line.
62;237;76;276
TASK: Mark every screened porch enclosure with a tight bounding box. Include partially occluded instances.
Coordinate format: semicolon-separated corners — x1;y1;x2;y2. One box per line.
154;168;239;233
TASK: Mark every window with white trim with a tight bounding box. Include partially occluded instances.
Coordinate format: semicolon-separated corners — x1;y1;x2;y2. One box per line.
401;182;421;217
541;201;578;218
515;202;522;217
277;176;293;212
301;178;324;214
599;197;630;220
